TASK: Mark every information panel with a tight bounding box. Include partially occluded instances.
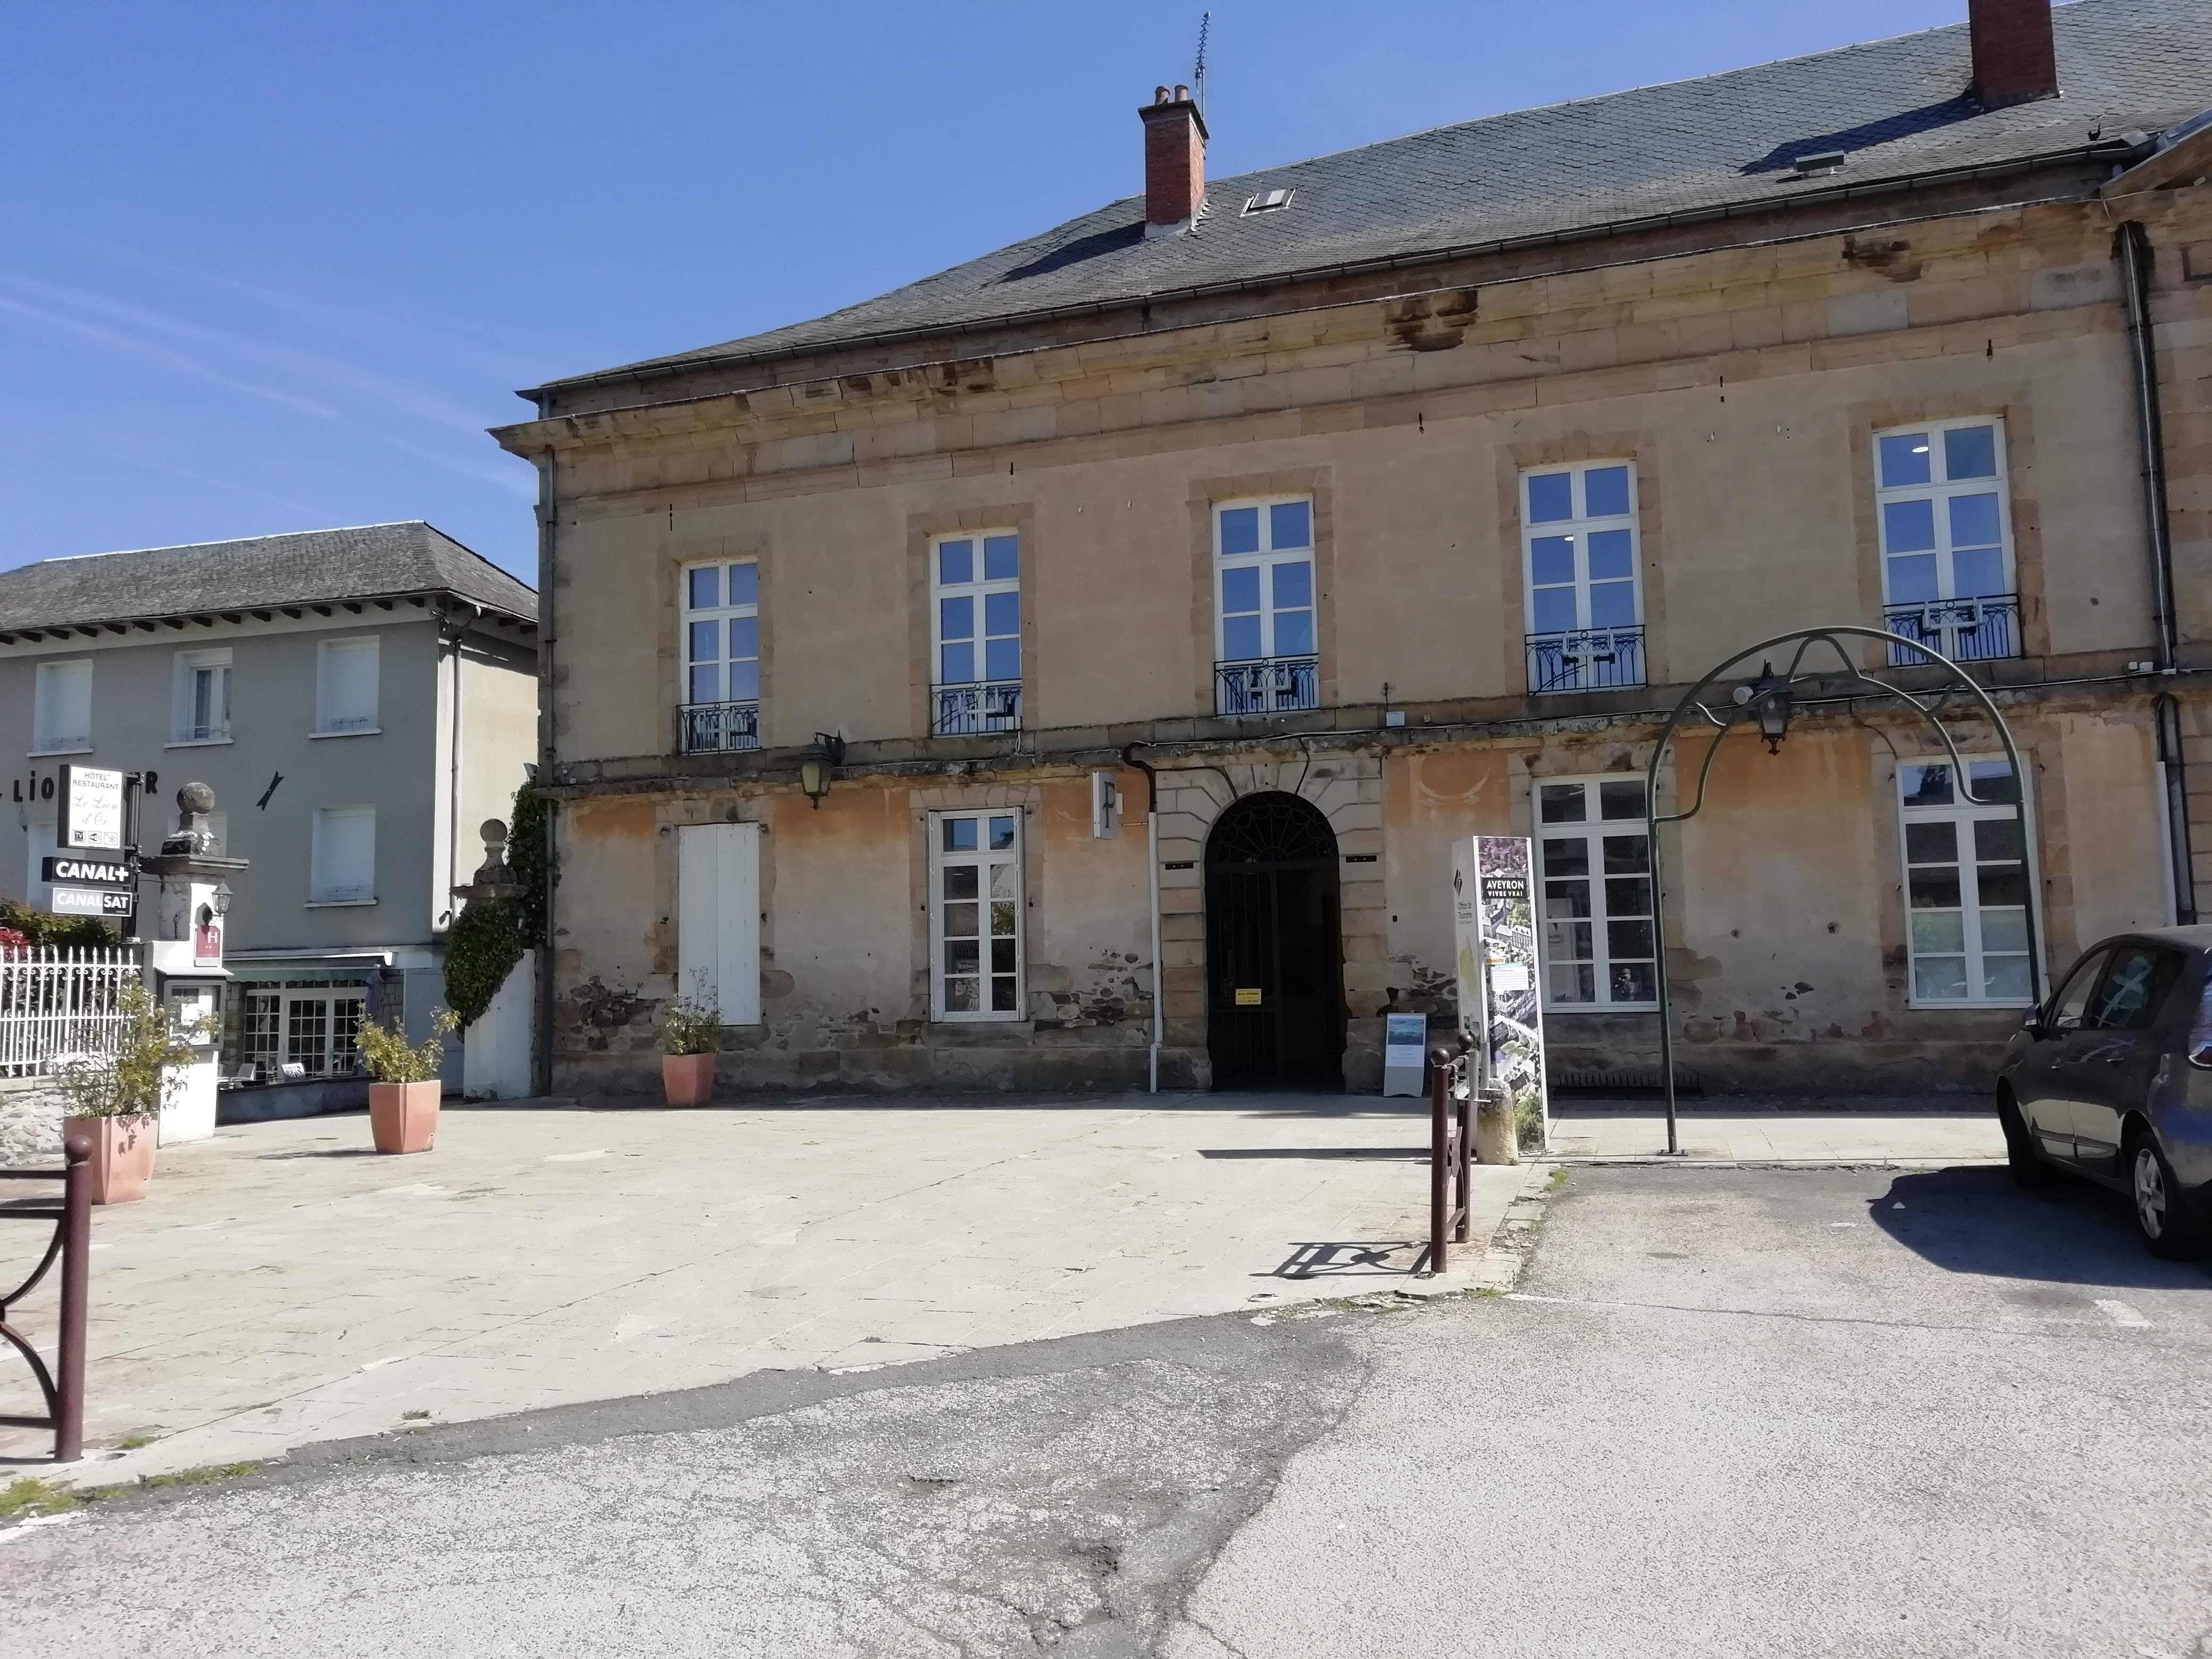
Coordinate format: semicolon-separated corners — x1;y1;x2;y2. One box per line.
1451;836;1551;1154
56;764;125;852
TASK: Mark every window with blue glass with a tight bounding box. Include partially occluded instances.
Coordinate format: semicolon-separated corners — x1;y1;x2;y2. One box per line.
680;561;761;751
931;532;1021;734
1875;418;2017;662
1521;463;1644;693
1214;497;1318;713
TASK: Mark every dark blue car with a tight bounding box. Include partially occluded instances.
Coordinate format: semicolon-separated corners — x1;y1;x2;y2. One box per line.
1997;927;2212;1258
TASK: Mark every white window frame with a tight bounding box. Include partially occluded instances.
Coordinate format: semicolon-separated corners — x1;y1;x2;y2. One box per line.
1898;754;2038;1009
1873;416;2020;666
30;659;93;755
309;806;377;906
1521;460;1644;693
679;559;761;751
928;809;1025;1023
1213;496;1317;714
171;648;233;745
931;531;1022;735
1534;774;1658;1012
313;637;381;736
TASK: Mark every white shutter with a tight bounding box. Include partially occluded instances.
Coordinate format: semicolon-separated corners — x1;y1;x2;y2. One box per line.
677;822;761;1025
33;660;92;751
316;639;380;733
312;807;376;902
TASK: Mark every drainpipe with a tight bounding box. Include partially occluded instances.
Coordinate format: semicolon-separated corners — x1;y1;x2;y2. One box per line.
1122;743;1163;1093
533;448;559;1095
2117;220;2197;923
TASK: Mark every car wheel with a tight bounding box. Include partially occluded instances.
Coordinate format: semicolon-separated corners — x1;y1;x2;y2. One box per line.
2130;1135;2204;1260
1998;1092;2051;1187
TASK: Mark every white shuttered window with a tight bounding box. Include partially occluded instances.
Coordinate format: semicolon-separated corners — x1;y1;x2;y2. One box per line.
315;638;380;735
311;807;376;904
676;822;762;1026
31;660;92;753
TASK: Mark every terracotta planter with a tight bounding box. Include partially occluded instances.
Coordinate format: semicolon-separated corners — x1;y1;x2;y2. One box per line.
63;1115;157;1205
662;1052;716;1107
368;1080;441;1153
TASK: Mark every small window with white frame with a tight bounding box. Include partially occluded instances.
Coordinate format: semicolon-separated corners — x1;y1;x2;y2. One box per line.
314;638;380;735
1875;417;2017;663
309;806;376;904
1522;462;1644;693
932;532;1021;735
929;810;1023;1020
1898;757;2033;1005
1536;775;1657;1009
680;560;760;752
1214;497;1317;714
30;659;92;754
172;649;232;744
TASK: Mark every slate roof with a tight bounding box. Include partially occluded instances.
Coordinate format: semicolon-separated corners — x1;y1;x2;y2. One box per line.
0;522;537;634
531;0;2212;397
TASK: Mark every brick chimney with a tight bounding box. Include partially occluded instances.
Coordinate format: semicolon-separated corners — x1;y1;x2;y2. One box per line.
1139;83;1208;236
1969;0;2059;109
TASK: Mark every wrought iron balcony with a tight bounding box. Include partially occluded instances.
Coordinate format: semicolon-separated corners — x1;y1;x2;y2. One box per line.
933;680;1023;737
677;700;761;753
1527;625;1645;695
1216;656;1319;716
1884;593;2020;666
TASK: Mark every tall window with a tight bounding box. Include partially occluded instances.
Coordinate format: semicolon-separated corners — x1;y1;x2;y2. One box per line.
314;638;380;735
1899;758;2032;1004
930;811;1023;1020
933;532;1021;735
1215;497;1318;714
1522;462;1643;693
310;806;376;904
1876;417;2016;662
30;659;92;753
1536;776;1656;1008
173;649;232;744
681;560;760;752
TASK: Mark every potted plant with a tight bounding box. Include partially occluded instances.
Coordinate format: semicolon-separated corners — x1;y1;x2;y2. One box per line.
51;981;202;1205
658;994;722;1106
356;1010;457;1153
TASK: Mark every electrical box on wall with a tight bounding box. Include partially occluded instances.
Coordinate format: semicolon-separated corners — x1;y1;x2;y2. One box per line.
1091;771;1121;839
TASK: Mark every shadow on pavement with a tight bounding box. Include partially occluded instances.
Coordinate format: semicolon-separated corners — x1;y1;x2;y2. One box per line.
1868;1166;2212;1291
1199;1147;1424;1161
1267;1240;1424;1280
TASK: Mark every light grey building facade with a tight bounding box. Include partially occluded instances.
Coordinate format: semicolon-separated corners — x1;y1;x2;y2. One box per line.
0;522;539;1109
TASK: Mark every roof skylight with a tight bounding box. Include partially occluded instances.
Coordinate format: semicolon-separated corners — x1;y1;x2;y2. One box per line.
1242;188;1294;215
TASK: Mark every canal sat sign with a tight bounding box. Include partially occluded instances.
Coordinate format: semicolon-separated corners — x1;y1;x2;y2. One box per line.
56;763;126;852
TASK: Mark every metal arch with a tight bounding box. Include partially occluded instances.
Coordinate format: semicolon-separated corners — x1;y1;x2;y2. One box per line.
1641;625;2043;1155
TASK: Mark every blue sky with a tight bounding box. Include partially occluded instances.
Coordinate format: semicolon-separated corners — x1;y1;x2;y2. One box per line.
1;1;1969;581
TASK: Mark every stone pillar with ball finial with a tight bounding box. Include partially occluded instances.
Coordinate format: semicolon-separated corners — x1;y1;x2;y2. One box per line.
451;818;535;1101
137;782;250;1144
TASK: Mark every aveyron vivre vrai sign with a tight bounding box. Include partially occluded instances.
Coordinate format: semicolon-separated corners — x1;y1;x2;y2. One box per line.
56;763;126;852
1450;836;1551;1154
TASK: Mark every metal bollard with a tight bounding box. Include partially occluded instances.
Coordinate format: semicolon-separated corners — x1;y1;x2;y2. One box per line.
57;1133;90;1462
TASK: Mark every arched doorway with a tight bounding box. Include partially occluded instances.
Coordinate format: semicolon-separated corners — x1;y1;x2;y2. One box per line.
1205;792;1346;1088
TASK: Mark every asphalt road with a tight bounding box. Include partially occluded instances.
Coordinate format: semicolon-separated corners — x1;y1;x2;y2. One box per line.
6;1162;2210;1657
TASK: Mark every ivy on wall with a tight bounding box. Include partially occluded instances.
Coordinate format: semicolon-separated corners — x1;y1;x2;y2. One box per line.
441;782;554;1029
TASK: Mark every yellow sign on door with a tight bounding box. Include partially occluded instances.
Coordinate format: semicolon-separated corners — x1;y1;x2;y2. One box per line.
1235;987;1262;1006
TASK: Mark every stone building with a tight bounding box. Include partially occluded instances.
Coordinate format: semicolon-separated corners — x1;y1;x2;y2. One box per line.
494;0;2212;1097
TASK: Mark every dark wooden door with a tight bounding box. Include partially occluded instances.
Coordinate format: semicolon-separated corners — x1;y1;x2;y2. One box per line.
1205;795;1345;1088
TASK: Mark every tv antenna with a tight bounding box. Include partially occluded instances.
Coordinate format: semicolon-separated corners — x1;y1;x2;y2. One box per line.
1194;11;1211;109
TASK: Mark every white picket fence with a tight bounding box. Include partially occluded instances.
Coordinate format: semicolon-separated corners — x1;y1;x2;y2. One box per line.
0;947;139;1078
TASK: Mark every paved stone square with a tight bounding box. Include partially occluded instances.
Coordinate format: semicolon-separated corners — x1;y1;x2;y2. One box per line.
0;1093;1532;1483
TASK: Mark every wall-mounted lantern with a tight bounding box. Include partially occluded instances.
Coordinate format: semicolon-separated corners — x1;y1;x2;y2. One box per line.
1734;661;1794;754
799;734;846;809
